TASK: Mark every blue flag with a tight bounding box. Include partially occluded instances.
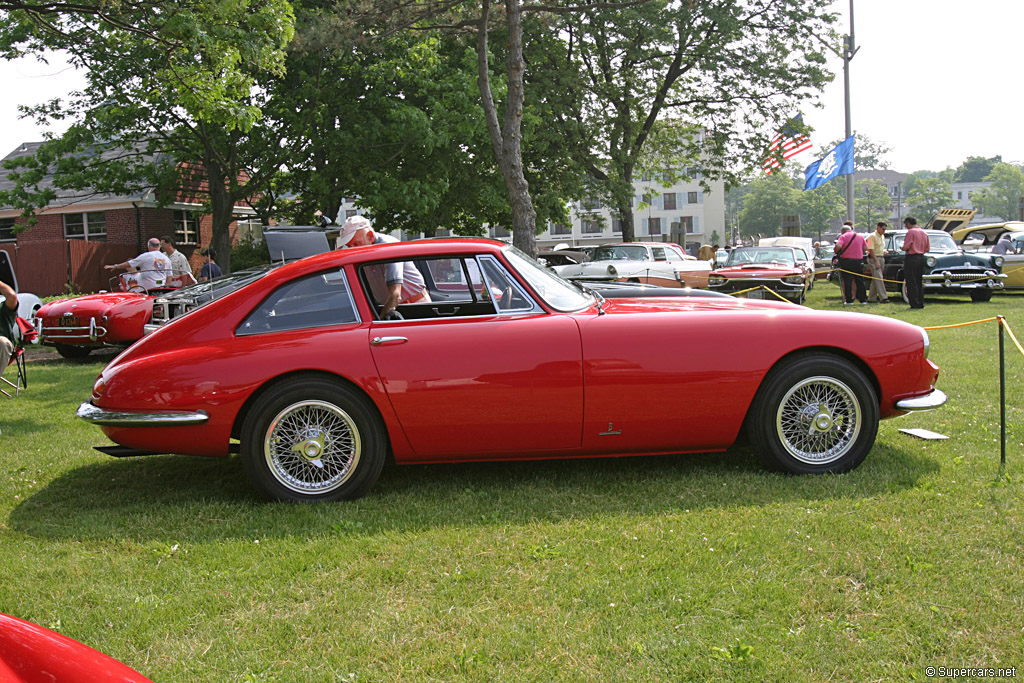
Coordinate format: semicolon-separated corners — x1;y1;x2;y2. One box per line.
803;135;855;191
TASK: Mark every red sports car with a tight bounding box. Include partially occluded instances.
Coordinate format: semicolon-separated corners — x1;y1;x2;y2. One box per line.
0;613;152;682
78;239;946;502
35;273;188;358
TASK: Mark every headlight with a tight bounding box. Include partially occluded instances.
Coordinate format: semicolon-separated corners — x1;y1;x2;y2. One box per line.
782;274;804;284
919;326;930;359
607;265;617;276
993;256;1004;267
708;275;727;286
926;256;937;268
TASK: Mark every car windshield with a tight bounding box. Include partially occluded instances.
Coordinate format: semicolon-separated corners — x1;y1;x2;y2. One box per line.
928;233;959;252
727;248;796;266
590;245;648;261
503;246;595;311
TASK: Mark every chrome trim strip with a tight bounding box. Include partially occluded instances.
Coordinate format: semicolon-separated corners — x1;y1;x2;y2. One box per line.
895;389;948;412
77;401;210;426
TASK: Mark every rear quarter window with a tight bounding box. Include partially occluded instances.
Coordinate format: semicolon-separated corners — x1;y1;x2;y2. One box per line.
237;269;358;335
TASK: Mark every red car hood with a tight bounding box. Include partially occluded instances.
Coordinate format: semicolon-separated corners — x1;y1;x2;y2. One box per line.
714;264;801;278
598;295;795;314
38;292;152;317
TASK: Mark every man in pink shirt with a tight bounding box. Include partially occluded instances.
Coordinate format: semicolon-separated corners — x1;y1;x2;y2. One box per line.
835;221;867;305
901;216;929;309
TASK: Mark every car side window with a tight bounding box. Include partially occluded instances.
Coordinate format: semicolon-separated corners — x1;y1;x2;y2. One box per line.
237;269;358;335
651;247;667;262
479;256;540;313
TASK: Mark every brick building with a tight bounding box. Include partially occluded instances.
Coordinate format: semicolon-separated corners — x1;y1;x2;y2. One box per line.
0;142;258;295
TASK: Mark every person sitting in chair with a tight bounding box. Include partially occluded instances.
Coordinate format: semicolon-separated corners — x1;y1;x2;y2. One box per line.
0;279;17;378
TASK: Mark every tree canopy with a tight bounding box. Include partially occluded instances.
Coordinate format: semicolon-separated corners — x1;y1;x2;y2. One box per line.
971;163;1024;221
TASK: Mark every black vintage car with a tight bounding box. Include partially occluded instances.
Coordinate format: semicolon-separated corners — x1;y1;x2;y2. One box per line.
881;229;1006;302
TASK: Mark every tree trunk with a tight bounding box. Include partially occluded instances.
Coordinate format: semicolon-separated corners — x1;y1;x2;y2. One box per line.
204;154;236;274
476;0;537;257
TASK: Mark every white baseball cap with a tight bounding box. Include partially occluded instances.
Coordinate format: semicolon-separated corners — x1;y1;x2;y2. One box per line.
337;215;372;247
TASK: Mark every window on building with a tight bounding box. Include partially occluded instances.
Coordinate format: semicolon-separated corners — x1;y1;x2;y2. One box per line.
345;209;359;219
648;217;662;235
63;212;107;240
612;218;623;233
957;191;963;200
583;219;602;234
173;210;199;245
582;197;602;211
641;194;652;206
687;192;698;204
551;223;572;236
0;218;15;242
678;216;695;234
663;193;677;211
492;225;510;238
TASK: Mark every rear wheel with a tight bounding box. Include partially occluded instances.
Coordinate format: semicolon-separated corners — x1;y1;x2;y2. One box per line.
746;354;878;474
970;289;993;302
241;378;387;502
54;343;92;359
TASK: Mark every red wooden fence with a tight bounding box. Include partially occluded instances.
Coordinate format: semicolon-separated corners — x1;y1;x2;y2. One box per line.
0;241;137;296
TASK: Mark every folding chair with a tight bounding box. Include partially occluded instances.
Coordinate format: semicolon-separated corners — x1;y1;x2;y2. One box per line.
1;317;36;397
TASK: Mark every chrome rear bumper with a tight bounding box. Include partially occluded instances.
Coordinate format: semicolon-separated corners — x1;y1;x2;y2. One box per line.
77;402;209;427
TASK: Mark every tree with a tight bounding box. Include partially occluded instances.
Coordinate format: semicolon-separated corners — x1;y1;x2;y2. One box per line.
822;133;891;171
854;179;890;228
797;181;844;238
971;163;1024;220
953;156;1001;183
906;176;952;221
532;0;837;242
738;172;801;238
0;0;296;272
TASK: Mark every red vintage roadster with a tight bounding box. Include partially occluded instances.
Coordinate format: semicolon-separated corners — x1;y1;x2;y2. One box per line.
35;272;191;358
78;239;945;502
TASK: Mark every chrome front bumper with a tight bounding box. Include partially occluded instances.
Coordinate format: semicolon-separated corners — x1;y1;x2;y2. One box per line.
77;402;209;427
895;389;948;412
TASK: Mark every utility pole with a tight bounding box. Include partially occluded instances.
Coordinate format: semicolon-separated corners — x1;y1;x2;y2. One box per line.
843;0;859;223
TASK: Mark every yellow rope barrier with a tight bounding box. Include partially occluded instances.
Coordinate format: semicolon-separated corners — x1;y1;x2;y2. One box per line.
923;317;999;330
1002;318;1024;357
924;316;1024;359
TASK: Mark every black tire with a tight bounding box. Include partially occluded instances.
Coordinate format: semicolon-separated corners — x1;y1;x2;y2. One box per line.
55;343;92;359
970;289;993;302
746;354;878;474
240;377;387;502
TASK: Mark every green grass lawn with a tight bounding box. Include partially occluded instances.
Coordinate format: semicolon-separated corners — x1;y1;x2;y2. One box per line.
1;284;1022;682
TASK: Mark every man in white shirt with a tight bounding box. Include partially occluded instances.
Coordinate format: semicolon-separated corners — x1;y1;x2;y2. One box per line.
105;237;173;291
160;236;195;286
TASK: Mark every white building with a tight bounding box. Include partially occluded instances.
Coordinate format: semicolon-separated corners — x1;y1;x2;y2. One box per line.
535;174;726;255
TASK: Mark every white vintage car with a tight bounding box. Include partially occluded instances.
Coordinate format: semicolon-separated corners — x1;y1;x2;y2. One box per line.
554;242;711;288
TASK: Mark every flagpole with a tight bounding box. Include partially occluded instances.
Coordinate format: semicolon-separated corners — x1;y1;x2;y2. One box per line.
843;0;858;222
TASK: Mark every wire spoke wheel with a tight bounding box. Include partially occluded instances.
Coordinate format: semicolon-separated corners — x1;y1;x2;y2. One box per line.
775;376;861;465
265;400;361;495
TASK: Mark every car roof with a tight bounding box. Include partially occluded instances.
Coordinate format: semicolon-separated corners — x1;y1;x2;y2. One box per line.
951;221;1024;243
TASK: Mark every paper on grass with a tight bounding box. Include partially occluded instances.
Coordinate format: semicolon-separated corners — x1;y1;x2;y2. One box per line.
899;428;949;440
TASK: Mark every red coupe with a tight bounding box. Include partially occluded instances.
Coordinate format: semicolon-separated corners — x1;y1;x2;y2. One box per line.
78;239;946;502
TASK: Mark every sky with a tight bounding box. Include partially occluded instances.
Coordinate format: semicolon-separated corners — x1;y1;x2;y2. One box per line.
0;0;1021;174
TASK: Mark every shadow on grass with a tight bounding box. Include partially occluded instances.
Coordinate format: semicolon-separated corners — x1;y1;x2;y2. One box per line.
9;442;939;543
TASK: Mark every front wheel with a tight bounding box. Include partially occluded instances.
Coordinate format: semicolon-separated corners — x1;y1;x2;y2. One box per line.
240;377;387;502
746;354;878;474
970;289;993;302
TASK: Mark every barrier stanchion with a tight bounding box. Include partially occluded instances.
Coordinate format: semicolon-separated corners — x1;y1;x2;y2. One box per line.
999;316;1006;467
924;316;1022;469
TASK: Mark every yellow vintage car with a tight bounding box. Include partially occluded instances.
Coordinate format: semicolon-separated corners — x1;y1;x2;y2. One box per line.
951;222;1024;289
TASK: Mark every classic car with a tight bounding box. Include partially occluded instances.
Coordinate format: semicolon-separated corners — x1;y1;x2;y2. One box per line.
77;238;945;503
0;613;152;682
33;272;183;358
951;222;1024;290
880;229;1006;302
707;246;812;304
758;236;817;286
554;242;711;288
537;248;589;269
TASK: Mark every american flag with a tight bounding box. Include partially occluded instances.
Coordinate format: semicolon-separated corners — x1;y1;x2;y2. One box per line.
762;116;812;174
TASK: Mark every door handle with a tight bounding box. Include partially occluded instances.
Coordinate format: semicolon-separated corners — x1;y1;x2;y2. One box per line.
371;336;408;346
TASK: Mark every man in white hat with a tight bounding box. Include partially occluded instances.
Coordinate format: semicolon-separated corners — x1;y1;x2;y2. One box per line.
337;215;428;317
